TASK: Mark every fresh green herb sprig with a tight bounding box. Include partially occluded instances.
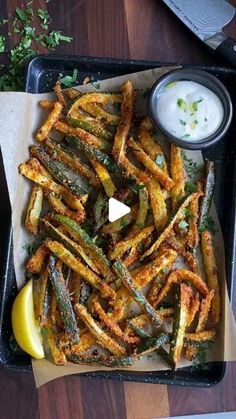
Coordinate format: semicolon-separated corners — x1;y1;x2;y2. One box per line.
182;152;203;179
59;69;78;88
0;1;73;91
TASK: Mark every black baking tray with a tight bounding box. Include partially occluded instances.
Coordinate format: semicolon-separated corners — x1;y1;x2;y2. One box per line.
0;55;236;386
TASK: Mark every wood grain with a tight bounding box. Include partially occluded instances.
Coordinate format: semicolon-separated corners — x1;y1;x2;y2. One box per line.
124;382;169;419
1;0;236;418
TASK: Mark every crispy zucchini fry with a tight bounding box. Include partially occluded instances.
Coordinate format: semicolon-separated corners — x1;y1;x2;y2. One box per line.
101;204;138;238
199;161;215;231
119;155;151;184
25;185;43;235
45;240;115;299
170;283;192;365
91;159;116;197
39;100;55;110
65;88;81;100
36;101;63;142
134;186;149;229
155;269;209;306
129;138;174;190
46;327;67;365
113;261;162;328
108;226;154;260
92;299;140;344
54;120;105;149
26;243;49;273
185;330;216;344
45;138;99;187
136;334;170;356
187;292;200;327
143;192;203;259
112;80;134;162
75;303;126;356
19;158;85;212
45;191;84;224
49;256;79;344
54;81;66;107
66;353;134;368
147;177;167;231
68;115;113;140
53;214;115;282
29;144;88;198
33;265;49;324
170;145;185;210
68;92;122;115
66;330;95;352
81;102;120;126
166;234;200;274
196;290;215;333
187;191;201;249
201;230;220;324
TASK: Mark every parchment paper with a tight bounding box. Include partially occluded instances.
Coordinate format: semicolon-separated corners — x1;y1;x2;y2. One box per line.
0;66;236;388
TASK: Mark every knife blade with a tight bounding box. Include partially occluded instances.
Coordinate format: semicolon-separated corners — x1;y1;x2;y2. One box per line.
163;0;236;67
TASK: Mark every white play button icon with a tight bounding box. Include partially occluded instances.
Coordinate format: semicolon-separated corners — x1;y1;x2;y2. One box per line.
108;198;131;222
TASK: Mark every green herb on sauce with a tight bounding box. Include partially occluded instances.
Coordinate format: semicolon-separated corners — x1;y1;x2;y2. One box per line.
179;119;186;126
189;97;203;114
177;98;187;112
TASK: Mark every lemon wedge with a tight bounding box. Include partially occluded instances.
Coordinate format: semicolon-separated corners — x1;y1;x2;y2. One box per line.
11;279;44;359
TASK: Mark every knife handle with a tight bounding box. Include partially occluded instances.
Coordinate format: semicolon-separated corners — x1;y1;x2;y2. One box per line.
216;37;236;68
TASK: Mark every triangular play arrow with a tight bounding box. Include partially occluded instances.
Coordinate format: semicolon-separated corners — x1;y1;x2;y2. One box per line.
108;197;131;222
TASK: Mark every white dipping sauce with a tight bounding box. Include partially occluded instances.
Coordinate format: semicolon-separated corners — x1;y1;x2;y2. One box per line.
156;80;224;141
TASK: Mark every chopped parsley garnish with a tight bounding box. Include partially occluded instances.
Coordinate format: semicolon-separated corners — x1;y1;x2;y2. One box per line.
121;218;129;228
162;267;170;275
183;207;193;218
59;69;78;87
189;97;203;114
0;2;73;91
178;220;189;230
155;154;165;168
182;152;203;179
177;98;187;112
179;119;186;126
185;181;198;194
132;183;146;194
182;134;190;139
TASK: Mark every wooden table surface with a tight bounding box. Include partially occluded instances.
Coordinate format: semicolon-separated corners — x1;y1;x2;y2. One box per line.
1;1;236;418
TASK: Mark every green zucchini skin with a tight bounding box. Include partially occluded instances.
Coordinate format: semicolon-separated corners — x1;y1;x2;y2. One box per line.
136;334;170;355
66;354;134;367
129;322;151;339
66;136;124;175
29;144;88;196
157;347;175;369
67;117;113;141
43;220;98;273
199;161;215;231
79;280;92;305
49;256;80;344
53;214;114;282
113;261;162;328
93;192;108;231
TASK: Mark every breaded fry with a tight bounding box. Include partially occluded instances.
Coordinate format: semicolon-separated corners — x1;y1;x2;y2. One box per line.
170;145;185;210
36;101;63;142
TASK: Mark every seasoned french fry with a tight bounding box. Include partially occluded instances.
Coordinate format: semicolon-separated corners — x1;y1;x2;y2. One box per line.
45;138;99;187
54;81;66;106
139;117;168;174
187;292;200;327
155;269;209;306
75;303;126;356
91;159;116;197
129;138;174;190
187;191;201;249
108;226;154;260
147;177;167;231
185;330;216;344
45;240;115;299
201;230;220;324
92;299;140;344
112;80;134;162
36;101;63;142
54;120;105;149
45;191;85;224
19;158;85;212
119;155;151;184
170;145;185;210
143;191;203;259
26;243;49;273
81;102;120;126
25;185;43;235
39;100;55;109
68;92;122;115
196;290;215;333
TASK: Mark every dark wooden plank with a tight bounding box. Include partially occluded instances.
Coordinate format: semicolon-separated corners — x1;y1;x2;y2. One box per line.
80;376;127;419
0;368;39;419
38;376;84;419
168;362;236;416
